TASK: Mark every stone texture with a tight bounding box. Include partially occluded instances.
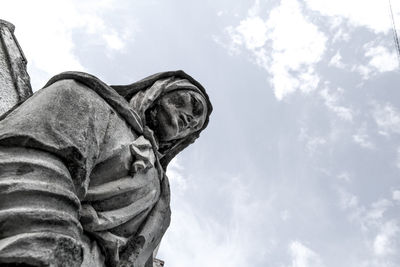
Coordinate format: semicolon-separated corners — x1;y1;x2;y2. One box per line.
0;20;32;118
153;258;165;267
0;147;83;267
0;21;18;117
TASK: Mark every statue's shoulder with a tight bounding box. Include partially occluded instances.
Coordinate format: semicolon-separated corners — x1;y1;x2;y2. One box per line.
35;77;111;115
39;71;121;109
44;71;108;90
42;71;144;134
43;72;104;93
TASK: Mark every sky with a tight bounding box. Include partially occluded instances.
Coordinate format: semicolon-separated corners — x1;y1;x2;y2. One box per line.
1;0;400;266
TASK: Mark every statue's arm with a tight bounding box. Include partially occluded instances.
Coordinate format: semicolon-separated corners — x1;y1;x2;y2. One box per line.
0;146;84;266
0;79;112;266
0;79;111;198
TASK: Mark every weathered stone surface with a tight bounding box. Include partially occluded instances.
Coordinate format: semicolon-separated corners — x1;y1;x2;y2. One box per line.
0;20;32;118
0;21;18;117
0;147;83;267
153;258;165;267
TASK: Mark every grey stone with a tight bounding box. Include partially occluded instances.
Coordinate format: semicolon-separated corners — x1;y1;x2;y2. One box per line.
0;21;212;267
153;258;165;267
0;20;32;118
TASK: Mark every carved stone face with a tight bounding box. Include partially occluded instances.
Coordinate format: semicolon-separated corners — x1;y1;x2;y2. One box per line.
147;90;207;141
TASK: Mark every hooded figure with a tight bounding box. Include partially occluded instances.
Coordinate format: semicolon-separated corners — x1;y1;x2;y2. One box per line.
0;70;212;267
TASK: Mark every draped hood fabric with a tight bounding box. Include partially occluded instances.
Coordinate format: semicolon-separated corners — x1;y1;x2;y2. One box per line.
111;70;213;168
2;70;212;266
46;70;213;169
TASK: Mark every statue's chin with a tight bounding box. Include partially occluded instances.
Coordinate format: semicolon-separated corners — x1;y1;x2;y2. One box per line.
156;120;178;141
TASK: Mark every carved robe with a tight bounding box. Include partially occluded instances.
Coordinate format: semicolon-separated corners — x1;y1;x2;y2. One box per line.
0;74;171;267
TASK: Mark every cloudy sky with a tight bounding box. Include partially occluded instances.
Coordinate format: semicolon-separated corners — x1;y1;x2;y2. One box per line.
2;0;400;266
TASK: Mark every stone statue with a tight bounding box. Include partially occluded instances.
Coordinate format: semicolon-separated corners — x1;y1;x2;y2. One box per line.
0;20;212;267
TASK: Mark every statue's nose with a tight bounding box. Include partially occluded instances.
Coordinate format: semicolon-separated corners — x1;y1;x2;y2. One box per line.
180;113;195;128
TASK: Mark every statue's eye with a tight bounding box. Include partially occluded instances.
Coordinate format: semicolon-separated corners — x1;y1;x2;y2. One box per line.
171;94;185;108
191;95;204;116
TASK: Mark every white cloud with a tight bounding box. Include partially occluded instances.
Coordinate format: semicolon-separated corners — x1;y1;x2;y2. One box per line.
352;44;398;79
320;87;353;121
306;137;327;154
335;188;400;265
166;157;187;195
329;51;346;69
365;45;398;73
365;199;393;223
337;172;351;182
372;103;400;136
102;32;126;51
335;187;396;232
161;168;277;267
160;203;249;267
225;0;327;100
289;241;325;267
332;28;350;44
303;0;400;82
396;148;400;169
353;65;374;80
335;187;365;225
163;161;251;267
298;127;328;155
304;0;395;33
217;11;225;17
231;17;268;50
338;188;359;210
0;0;132;89
353;126;374;149
353;134;374;149
373;221;399;256
247;0;261;17
267;0;326;99
281;210;291;221
392;190;400;201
